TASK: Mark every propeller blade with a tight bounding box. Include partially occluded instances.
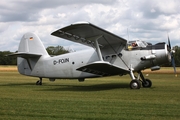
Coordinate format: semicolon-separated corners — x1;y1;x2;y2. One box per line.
168;36;171;49
171;55;176;74
167;35;177;76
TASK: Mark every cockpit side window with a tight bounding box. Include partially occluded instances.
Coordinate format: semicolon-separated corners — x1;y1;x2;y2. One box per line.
127;41;138;50
132;42;138;47
126;40;148;50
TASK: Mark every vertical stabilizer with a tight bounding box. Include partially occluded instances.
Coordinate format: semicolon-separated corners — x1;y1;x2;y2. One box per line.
18;32;48;55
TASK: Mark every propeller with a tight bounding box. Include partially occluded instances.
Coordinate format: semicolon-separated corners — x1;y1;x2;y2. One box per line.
167;35;177;77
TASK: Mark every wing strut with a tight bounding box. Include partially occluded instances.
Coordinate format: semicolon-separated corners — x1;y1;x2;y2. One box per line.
94;35;103;61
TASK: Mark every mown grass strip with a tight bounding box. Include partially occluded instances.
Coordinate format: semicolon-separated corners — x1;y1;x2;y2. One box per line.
0;68;180;119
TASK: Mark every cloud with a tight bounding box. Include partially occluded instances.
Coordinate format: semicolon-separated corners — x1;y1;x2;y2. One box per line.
0;0;180;51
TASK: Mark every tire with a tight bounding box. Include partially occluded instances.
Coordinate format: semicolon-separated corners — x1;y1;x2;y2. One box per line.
36;80;42;85
130;80;141;89
142;79;152;88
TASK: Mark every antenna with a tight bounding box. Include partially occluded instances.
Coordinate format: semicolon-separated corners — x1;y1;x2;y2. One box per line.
127;28;129;41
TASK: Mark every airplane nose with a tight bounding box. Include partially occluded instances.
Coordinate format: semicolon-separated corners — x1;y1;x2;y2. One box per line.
166;44;172;62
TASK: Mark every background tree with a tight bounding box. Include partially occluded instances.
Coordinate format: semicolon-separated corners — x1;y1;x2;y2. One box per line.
0;51;16;65
173;46;180;67
160;46;180;67
0;46;69;65
46;45;69;56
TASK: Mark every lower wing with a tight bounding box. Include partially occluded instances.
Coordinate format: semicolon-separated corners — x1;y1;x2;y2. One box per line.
77;61;129;76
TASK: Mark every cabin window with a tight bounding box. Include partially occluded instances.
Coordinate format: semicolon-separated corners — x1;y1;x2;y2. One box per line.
126;40;148;50
127;41;138;50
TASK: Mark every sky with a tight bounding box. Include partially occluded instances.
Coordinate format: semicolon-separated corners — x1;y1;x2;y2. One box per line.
0;0;180;52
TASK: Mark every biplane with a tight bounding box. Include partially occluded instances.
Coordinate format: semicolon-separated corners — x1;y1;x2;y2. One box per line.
9;22;175;89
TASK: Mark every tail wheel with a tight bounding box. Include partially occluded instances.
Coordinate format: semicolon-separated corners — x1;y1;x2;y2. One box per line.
130;80;141;89
36;80;42;85
142;79;152;88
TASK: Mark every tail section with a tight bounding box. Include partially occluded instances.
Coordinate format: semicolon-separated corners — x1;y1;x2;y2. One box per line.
10;32;49;76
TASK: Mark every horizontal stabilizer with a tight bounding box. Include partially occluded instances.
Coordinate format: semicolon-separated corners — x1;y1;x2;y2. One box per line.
8;52;42;58
77;61;129;76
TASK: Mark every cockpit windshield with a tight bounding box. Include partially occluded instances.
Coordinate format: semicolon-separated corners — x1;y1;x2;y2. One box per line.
126;40;149;50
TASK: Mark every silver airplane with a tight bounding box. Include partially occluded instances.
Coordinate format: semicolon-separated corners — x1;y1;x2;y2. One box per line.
9;22;175;89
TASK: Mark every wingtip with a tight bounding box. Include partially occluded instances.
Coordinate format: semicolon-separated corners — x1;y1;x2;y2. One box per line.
71;21;90;25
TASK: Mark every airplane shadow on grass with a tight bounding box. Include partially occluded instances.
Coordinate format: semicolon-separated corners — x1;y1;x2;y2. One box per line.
1;82;154;91
0;83;37;86
39;83;130;92
0;82;130;91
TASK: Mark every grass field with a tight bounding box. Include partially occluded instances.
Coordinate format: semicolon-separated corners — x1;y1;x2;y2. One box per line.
0;66;180;120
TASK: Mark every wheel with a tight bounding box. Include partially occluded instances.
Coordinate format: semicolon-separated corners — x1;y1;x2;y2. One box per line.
142;79;152;88
130;80;141;89
36;80;42;85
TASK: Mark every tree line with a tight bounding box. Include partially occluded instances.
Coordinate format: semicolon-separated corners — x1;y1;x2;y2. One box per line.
0;46;69;65
0;45;180;67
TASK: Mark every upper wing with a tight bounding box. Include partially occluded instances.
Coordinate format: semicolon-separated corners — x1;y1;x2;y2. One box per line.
51;22;127;48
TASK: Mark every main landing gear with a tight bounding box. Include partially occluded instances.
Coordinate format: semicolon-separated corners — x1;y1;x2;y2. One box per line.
129;71;152;89
36;77;42;85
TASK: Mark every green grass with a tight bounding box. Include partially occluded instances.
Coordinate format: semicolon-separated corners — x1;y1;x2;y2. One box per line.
0;71;180;120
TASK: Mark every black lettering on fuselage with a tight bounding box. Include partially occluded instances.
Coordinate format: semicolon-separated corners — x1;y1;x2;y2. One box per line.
53;58;69;65
59;58;69;63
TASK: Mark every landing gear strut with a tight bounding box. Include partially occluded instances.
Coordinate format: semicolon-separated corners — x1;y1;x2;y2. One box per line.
36;77;42;85
138;71;152;88
129;70;152;89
